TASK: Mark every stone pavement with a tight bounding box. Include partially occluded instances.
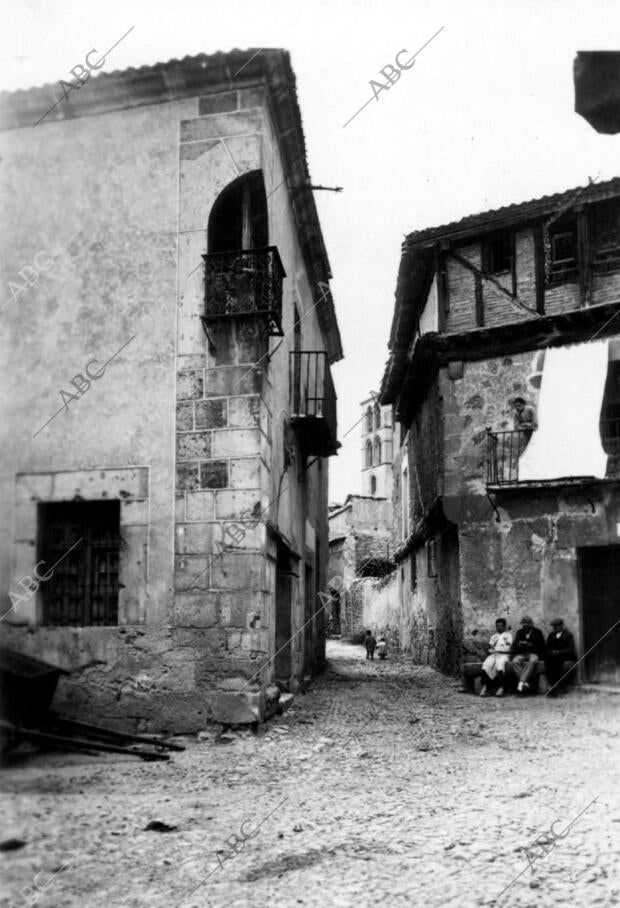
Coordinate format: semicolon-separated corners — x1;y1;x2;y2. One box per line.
1;640;619;908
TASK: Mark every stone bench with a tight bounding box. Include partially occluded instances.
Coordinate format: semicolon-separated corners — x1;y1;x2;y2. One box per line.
463;660;550;694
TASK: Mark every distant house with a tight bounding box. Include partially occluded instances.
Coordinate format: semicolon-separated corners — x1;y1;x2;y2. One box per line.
0;49;342;730
328;494;393;636
381;179;620;682
327;395;395;637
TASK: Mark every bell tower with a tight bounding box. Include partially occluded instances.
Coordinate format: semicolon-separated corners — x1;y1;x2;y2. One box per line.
360;393;393;498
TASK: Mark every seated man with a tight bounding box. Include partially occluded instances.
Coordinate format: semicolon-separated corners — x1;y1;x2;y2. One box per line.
545;618;577;696
510;615;546;694
480;618;513;698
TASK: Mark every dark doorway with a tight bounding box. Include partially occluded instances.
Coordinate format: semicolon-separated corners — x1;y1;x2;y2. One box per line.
579;545;620;683
38;500;121;626
274;542;296;683
208;170;268;254
303;563;314;675
329;589;341;635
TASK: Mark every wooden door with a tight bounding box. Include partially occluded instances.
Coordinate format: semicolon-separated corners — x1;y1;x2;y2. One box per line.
579;546;620;683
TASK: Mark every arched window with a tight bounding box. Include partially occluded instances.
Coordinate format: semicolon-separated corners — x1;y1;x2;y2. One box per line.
208;170;268;253
365;406;373;433
365;439;373;468
374;402;381;430
373;436;381;465
370;474;377;495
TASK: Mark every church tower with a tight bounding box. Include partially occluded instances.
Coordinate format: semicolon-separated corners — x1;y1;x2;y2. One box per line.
360;394;393;498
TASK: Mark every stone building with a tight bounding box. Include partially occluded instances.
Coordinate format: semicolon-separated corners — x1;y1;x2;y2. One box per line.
327;495;394;636
0;49;342;730
360;394;394;498
327;394;396;635
380;178;620;681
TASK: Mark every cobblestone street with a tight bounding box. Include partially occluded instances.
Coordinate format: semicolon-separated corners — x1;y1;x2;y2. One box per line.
2;640;619;908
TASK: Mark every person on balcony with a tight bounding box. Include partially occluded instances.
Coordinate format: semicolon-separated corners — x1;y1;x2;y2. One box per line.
479;618;513;698
510;615;547;693
545;618;578;696
512;397;538;439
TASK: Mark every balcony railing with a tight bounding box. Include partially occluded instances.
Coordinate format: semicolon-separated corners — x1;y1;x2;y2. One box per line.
486;428;532;485
488;421;620;485
202;246;285;336
290;351;339;458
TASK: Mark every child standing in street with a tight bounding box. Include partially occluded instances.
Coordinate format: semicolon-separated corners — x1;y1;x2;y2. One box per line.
376;636;388;660
364;630;377;660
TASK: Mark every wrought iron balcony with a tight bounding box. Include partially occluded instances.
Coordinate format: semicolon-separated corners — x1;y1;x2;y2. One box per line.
202;246;285;336
488;421;620;486
290;351;339;458
486;428;532;486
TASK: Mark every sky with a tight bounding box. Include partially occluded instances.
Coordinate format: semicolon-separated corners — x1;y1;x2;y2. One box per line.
1;0;619;503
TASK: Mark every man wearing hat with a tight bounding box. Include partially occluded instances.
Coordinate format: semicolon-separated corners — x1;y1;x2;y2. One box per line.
545;618;577;696
510;615;547;693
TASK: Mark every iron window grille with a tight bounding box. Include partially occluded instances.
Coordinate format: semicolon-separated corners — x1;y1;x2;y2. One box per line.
38;500;121;627
546;227;579;285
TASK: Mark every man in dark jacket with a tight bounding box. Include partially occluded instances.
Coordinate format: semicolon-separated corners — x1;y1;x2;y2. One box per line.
545;618;577;696
510;615;547;693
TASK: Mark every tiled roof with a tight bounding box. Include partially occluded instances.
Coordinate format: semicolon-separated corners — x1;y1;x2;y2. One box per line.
0;49;282;121
405;176;620;247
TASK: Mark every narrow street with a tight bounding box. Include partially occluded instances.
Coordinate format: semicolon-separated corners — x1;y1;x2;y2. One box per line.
2;641;619;908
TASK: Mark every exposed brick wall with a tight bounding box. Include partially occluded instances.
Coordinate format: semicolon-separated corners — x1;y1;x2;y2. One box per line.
446;242;480;333
444;228;620;331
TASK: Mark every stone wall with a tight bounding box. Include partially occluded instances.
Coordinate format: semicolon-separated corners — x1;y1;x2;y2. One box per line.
348;572;400;646
0;81;335;730
457;483;620;659
441;346;620;671
442;351;542;500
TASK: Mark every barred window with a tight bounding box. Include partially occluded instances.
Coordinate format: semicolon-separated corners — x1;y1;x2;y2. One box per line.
484;233;513;275
593;201;620;274
546;223;578;285
38;500;121;626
